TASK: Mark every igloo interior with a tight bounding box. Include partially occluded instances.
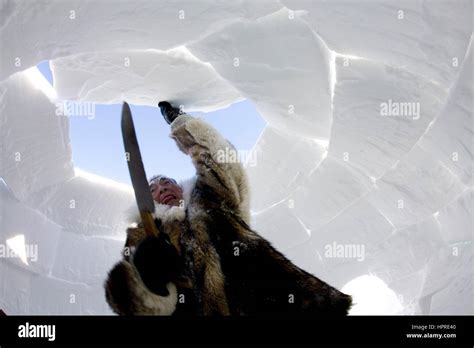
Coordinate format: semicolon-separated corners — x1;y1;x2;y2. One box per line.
0;0;472;316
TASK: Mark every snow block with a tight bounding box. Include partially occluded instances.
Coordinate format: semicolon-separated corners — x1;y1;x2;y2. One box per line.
283;0;472;88
0;261;33;314
245;125;326;212
51;47;243;112
0;178;61;276
424;243;473;314
0;0;281;81
25;171;136;238
330;56;446;178
252;201;310;252
0;71;74;201
188;7;333;140
367;218;444;306
291;156;372;231
310;199;394;268
418;37;473;186
50;231;123;286
30;274;113;314
436;189;473;244
368;145;466;227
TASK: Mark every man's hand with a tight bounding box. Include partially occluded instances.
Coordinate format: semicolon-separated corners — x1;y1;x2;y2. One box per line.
133;233;181;296
158;101;182;124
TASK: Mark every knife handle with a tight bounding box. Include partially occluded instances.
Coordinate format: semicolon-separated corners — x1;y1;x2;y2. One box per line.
140;211;160;237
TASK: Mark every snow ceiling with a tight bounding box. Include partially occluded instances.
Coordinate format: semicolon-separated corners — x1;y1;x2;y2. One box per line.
0;0;472;315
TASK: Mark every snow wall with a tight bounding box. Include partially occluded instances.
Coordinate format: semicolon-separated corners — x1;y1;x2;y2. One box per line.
0;0;472;315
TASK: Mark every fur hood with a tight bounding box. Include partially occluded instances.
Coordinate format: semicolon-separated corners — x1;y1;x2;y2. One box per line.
125;175;197;225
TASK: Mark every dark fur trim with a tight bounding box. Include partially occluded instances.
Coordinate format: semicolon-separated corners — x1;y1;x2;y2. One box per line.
104;261;177;315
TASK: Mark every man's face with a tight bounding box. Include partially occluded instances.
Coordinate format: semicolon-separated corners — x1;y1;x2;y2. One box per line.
149;177;183;206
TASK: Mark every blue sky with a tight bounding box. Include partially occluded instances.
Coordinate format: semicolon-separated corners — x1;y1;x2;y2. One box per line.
37;61;265;185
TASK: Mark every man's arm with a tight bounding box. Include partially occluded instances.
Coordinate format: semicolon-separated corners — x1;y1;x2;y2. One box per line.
160;102;250;223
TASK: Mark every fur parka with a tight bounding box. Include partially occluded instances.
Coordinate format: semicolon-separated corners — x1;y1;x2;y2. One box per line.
104;113;352;316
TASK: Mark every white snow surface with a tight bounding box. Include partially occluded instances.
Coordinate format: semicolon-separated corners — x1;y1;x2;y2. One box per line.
0;0;472;315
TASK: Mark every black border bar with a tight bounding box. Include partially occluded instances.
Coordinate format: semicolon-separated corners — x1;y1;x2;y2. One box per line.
0;315;472;345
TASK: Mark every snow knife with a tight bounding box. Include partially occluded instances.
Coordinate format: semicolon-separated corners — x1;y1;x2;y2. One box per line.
121;101;159;237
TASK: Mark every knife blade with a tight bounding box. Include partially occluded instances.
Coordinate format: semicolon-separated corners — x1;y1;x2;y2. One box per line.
121;101;159;237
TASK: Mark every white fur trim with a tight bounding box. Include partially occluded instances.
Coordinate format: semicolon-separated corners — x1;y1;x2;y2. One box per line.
151;176;196;223
139;282;178;316
153;203;185;224
126;261;178;315
123;176;197;226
